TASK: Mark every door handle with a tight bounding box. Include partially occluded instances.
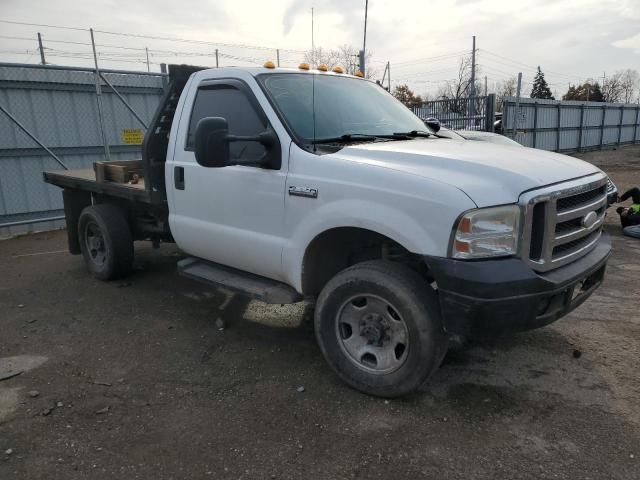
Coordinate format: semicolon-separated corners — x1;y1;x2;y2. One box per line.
174;166;185;190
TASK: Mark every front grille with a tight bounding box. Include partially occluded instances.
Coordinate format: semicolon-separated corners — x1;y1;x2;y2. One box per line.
555;217;582;234
520;174;607;272
606;177;615;194
556;186;606;212
555;206;605;235
552;229;601;260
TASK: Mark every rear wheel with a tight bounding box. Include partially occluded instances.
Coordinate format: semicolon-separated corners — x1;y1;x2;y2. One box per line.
314;260;448;397
78;204;133;281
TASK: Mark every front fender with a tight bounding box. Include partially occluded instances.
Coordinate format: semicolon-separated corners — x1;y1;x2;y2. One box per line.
282;198;449;292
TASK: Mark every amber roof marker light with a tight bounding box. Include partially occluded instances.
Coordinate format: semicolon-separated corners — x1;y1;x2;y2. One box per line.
263;60;275;69
332;66;344;74
298;63;310;70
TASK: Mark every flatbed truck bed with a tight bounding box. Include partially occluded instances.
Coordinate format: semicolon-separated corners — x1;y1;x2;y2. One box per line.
43;168;150;203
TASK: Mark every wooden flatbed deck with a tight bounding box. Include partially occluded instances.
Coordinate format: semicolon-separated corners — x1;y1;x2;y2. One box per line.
44;168;152;203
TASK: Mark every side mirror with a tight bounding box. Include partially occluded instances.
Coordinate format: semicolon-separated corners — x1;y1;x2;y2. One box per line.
194;117;230;168
194;116;280;169
424;117;441;133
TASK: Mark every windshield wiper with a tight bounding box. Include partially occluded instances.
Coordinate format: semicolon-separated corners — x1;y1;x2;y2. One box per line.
392;130;431;138
311;133;387;144
311;131;429;144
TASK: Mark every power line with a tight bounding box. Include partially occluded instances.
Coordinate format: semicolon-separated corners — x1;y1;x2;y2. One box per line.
480;49;591;81
477;64;518;78
0;34;150;52
479;63;584;90
392;50;468;68
394;65;463;80
0;19;88;32
406;78;458;84
93;28;304;53
0;19;305;54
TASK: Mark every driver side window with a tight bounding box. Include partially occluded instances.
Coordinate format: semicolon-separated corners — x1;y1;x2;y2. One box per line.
185;86;266;162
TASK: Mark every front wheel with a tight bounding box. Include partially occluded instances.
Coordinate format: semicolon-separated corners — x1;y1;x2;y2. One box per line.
314;260;448;397
78;204;133;281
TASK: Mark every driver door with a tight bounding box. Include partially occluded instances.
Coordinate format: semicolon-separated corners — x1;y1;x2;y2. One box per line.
168;80;288;281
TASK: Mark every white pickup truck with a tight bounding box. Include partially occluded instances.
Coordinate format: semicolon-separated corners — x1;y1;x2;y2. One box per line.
45;64;611;397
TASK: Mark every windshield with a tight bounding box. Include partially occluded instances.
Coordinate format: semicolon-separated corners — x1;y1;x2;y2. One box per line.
258;73;430;143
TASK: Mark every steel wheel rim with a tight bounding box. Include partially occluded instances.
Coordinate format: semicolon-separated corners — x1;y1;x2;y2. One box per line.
335;294;410;375
84;221;107;267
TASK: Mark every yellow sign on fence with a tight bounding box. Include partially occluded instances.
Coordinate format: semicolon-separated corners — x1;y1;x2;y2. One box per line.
121;128;144;145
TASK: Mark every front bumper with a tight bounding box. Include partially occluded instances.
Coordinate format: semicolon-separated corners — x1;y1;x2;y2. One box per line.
425;232;611;337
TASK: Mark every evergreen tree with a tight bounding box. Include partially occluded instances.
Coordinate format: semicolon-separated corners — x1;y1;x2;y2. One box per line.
530;66;554;99
563;82;604;102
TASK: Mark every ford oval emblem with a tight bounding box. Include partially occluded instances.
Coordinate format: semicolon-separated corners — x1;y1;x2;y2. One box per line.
581;211;598;229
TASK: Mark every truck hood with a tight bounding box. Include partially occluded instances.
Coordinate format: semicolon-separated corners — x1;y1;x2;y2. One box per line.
335;138;601;206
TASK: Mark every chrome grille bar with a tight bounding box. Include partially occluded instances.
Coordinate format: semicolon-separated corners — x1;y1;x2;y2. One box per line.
554;214;605;246
555;197;607;221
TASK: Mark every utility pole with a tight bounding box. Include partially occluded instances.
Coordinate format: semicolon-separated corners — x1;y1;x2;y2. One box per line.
484;75;487;96
363;0;368;54
388;61;391;92
470;36;476;98
380;61;391;92
468;35;477;120
357;0;369;75
215;49;219;68
145;47;150;72
513;72;522;138
361;0;368;75
276;49;280;67
311;7;315;67
37;32;46;65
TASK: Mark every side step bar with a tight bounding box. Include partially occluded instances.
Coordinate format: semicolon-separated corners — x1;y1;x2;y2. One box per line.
177;257;303;304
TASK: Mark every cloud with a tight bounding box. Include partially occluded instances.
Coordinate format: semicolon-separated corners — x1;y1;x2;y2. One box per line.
282;0;365;35
618;0;640;20
613;33;640;55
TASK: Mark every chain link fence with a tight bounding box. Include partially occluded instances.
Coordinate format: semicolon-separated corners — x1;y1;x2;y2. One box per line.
0;62;166;237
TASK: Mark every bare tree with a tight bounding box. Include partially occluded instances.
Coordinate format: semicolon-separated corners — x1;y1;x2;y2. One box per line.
620;69;640;104
303;45;377;79
420;91;432;102
303;47;340;69
496;77;517;111
434;56;483;116
602;71;626;103
439;56;474;102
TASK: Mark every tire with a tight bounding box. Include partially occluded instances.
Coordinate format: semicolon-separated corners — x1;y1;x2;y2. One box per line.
314;260;448;397
77;204;133;281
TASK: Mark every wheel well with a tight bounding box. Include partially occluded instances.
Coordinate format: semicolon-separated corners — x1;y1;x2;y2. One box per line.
301;227;428;296
91;195;171;243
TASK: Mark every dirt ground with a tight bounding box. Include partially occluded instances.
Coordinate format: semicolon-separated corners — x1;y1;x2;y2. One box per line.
1;146;639;480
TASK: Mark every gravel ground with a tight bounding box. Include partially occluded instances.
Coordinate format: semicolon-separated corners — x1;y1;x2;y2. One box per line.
1;147;639;479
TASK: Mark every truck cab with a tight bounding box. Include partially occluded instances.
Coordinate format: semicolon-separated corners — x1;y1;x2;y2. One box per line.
45;64;610;397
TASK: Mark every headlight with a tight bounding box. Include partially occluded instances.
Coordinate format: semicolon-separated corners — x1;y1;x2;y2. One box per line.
451;205;521;259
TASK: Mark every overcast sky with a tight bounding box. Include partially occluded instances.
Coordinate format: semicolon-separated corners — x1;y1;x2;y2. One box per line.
1;0;639;97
